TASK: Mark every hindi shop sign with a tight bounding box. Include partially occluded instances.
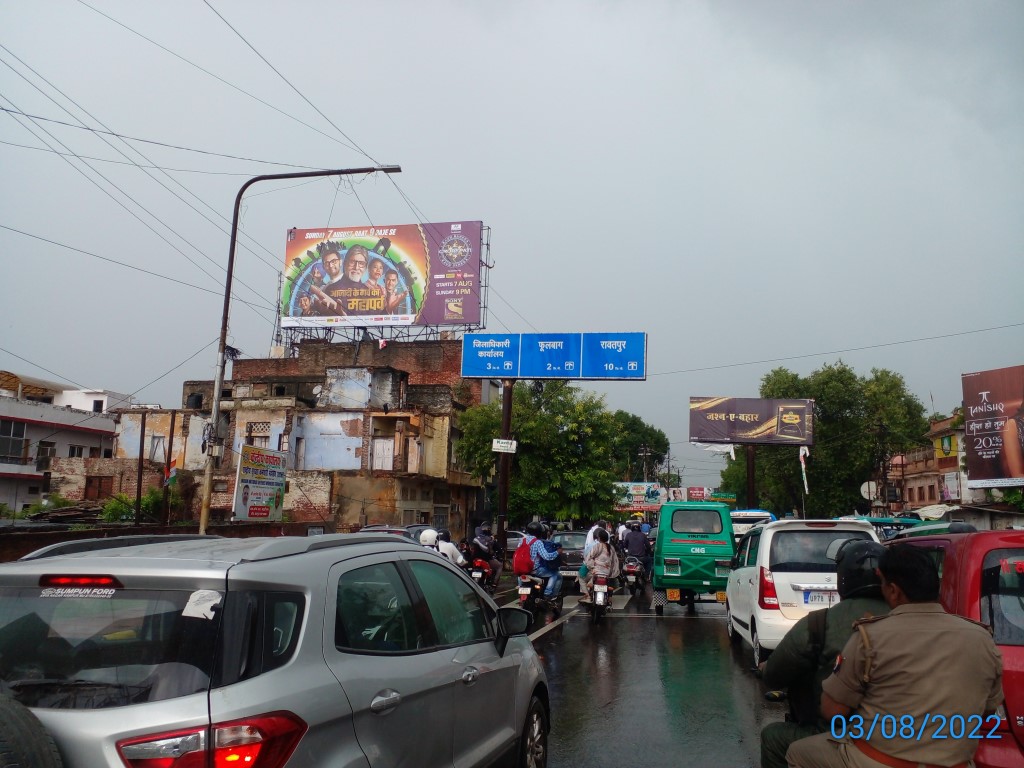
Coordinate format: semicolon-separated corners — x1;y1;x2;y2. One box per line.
233;445;287;521
689;397;815;446
461;332;646;380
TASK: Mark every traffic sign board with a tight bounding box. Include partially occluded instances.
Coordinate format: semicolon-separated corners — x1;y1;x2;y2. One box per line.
461;332;647;380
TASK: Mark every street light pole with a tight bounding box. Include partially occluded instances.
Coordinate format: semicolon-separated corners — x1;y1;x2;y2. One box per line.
197;165;401;534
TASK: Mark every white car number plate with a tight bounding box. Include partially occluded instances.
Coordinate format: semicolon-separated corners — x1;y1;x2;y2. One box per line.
804;590;838;606
594;584;608;593
518;587;532;595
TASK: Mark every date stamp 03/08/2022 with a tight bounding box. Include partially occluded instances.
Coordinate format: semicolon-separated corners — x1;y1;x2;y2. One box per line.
830;714;1002;741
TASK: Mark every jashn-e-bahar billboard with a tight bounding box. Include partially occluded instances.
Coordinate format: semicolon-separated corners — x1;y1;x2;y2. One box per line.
962;364;1024;488
280;221;482;328
689;397;815;446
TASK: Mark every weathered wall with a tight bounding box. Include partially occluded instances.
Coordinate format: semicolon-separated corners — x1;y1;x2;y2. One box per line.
50;457;164;501
301;412;364;470
115;411;207;472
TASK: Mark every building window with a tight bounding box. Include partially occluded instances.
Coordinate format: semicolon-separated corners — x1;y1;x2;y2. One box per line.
245;421;271;447
0;420;27;465
149;435;166;462
92;399;103;413
89;447;100;459
213;480;229;492
251;436;270;448
278;434;289;452
103;448;113;458
928;485;936;500
68;445;85;458
27;486;39;495
37;441;56;459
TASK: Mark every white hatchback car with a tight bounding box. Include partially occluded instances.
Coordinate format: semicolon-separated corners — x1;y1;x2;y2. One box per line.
725;518;879;666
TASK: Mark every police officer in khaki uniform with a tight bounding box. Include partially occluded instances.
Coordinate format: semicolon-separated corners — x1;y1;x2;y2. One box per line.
786;544;1003;768
759;540;889;768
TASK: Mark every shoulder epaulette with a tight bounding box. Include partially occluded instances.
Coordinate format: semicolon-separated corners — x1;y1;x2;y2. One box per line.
851;613;888;629
952;614;993;634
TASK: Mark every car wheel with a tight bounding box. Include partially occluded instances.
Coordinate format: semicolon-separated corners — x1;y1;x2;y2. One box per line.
752;621;770;668
518;695;548;768
0;695;64;768
726;605;740;645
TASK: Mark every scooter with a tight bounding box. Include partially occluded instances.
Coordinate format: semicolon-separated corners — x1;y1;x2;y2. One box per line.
622;556;647;596
518;575;561;618
590;574;615;624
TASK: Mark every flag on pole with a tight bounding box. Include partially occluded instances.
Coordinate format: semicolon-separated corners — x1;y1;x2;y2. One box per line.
798;447;809;494
164;459;178;487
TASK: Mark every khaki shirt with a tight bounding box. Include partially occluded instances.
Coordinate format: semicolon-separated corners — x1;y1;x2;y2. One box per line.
821;603;1003;765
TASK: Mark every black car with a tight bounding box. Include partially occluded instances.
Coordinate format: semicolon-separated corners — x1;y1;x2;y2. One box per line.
550;530;589;593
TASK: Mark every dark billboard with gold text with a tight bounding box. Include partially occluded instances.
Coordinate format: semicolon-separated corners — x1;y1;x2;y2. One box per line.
962;364;1024;488
281;221;482;328
689;397;815;446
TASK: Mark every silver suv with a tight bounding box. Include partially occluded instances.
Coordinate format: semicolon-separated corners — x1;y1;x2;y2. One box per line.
0;533;549;768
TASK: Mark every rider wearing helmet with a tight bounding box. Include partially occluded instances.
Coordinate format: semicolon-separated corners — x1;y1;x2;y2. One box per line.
759;540;888;768
419;528;439;548
435;529;467;567
471;521;503;588
525;520;563;603
622;520;653;576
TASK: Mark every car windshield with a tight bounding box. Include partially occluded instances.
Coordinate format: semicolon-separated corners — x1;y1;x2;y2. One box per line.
981;548;1024;647
769;530;873;572
0;586;222;709
551;532;588;550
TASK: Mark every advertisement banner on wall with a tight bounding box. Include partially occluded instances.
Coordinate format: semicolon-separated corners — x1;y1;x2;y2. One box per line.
687;487;707;501
280;221;482;328
233;445;287;521
689;397;815;445
962;365;1024;488
613;482;665;512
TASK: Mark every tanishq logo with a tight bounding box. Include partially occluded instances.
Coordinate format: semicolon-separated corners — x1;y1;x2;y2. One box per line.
438;234;472;268
968;390;1004;418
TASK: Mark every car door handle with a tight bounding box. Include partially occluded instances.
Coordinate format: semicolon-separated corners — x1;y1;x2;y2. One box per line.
370;689;403;713
462;666;479;685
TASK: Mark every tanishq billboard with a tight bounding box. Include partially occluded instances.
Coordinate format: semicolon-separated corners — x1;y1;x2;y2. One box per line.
280;221;483;328
961;364;1024;488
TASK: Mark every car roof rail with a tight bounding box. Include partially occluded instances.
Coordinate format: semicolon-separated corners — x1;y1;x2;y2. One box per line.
20;535;222;561
239;533;420;562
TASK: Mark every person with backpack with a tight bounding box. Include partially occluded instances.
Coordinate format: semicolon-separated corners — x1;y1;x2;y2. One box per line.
758;540;889;768
513;521;563;605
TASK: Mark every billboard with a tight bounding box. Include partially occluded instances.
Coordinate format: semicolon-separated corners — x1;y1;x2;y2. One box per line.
233;445;287;521
961;365;1024;488
281;221;482;328
689;397;815;446
613;482;665;512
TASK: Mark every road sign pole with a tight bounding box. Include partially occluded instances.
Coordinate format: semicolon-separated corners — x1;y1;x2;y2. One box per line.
497;379;514;551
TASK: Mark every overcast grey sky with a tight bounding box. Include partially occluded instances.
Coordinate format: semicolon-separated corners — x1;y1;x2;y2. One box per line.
2;1;1022;488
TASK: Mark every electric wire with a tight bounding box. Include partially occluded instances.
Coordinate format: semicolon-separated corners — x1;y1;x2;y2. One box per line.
0;138;255;174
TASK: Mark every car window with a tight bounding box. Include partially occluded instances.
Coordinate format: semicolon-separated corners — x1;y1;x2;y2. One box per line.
0;586;222;708
408;560;491;647
746;533;761;567
672;508;723;534
552;532;587;549
335;563;419;654
769;530;872;572
981;548;1024;647
734;536;749;565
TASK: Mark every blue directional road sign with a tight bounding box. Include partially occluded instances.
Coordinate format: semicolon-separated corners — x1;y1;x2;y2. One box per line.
461;332;647;380
461;333;522;377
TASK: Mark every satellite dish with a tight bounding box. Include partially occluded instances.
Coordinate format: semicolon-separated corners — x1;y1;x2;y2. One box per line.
860;481;878;500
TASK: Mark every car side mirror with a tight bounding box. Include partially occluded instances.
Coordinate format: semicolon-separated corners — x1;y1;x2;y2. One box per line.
495;606;532;656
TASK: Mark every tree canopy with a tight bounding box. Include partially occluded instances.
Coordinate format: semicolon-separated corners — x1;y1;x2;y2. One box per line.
456;381;667;526
718;363;928;518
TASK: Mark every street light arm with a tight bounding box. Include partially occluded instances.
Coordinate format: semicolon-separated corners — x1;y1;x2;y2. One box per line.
198;165;401;535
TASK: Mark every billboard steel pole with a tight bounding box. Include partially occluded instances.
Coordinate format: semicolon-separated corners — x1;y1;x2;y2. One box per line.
198;165;401;535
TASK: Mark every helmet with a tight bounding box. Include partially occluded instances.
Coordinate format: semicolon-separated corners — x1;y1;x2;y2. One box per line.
480;521;492;533
630;521;642;532
438;529;451;543
419;528;439;547
835;540;885;599
525;521;544;537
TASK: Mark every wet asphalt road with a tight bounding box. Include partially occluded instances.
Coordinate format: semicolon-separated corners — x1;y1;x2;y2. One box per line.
503;585;787;768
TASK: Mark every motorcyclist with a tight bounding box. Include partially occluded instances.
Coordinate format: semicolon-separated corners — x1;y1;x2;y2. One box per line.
758;540;890;768
525;520;563;605
435;529;467;567
579;527;616;603
622;521;653;577
471;521;503;588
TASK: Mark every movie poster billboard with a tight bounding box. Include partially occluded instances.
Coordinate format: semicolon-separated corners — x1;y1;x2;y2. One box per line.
613;482;665;513
689;397;815;446
961;365;1024;488
280;221;483;328
233;444;287;521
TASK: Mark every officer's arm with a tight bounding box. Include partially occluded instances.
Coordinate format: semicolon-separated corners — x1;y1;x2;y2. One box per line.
820;691;851;721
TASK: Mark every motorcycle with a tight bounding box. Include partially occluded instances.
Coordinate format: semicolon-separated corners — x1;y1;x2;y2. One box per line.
622;556;648;596
467;557;497;595
518;575;561;618
589;574;615;624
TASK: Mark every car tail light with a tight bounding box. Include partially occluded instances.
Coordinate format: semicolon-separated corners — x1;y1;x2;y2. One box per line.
117;712;306;768
40;574;124;589
758;567;780;609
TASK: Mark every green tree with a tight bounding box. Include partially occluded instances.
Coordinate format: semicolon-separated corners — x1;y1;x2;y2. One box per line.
456;381;625;526
607;411;670;482
719;363;928;518
101;487;183;523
